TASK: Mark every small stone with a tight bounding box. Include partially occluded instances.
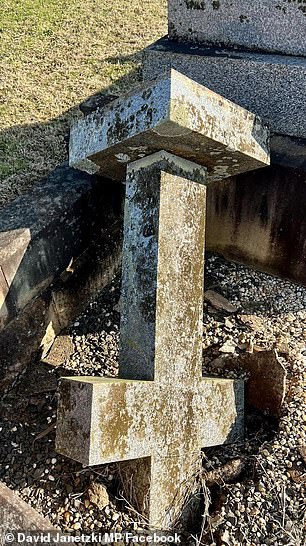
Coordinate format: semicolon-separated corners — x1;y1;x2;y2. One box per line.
225;318;234;329
87;482;109;510
219;340;237;354
33;468;45;480
63;511;70;524
104;506;110;516
205;290;238;314
220;529;231;545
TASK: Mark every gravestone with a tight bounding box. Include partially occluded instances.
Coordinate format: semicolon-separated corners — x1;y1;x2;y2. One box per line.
169;0;306;56
143;0;306;287
56;70;269;528
143;3;306;140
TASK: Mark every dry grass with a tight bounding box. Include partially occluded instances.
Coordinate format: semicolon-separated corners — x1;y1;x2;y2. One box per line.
0;0;167;208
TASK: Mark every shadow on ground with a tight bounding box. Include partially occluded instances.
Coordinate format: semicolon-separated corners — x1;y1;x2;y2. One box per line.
0;59;141;208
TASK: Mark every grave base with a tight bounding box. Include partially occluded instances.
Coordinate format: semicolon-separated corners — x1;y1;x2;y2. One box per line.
143;38;306;139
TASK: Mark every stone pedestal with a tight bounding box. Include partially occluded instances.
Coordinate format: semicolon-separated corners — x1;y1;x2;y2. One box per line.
142;1;306;284
143;1;306;140
143;40;306;140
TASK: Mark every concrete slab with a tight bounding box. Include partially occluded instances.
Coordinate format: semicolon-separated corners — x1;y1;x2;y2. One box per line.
0;481;55;535
0;164;124;393
168;0;306;57
143;39;306;140
69;69;269;183
0;163;122;322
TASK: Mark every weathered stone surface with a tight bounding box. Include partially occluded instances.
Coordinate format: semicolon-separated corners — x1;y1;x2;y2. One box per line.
206;165;306;285
0;162;124;392
0;297;60;393
0;481;54;533
56;376;244;527
0;163;123;329
203;458;244;487
204;290;237;314
120;151;207;380
0;205;123;393
87;482;110;510
69;69;269;183
169;0;306;57
42;334;74;366
0;266;15;330
57;152;246;529
79;93;119;115
143;39;306;139
242;350;287;417
209;350;287;416
58;74;271;527
0;230;30;329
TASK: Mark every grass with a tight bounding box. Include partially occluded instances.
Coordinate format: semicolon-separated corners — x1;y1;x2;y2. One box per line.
0;136;28;178
0;0;167;207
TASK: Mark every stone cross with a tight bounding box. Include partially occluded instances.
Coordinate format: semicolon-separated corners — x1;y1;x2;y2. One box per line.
56;70;270;529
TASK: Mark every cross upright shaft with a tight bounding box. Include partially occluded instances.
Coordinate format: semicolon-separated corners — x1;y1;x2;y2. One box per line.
56;69;270;529
120;151;207;384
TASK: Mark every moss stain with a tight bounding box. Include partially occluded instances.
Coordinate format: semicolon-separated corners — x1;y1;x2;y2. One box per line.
101;384;132;460
185;0;206;10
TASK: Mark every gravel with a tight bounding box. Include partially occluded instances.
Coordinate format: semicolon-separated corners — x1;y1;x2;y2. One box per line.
0;254;305;545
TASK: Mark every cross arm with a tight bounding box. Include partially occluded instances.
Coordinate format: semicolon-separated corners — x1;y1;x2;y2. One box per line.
56;377;154;466
195;377;244;448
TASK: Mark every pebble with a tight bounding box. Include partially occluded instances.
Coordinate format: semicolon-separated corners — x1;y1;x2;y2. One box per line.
203;256;306;545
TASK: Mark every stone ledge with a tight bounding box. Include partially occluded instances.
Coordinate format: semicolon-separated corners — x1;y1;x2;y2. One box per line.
0;163;123;330
0;481;55;535
0;164;124;392
143;38;306;139
168;0;306;57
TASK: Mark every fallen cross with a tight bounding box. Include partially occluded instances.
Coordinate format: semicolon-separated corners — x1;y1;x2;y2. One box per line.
56;70;269;529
